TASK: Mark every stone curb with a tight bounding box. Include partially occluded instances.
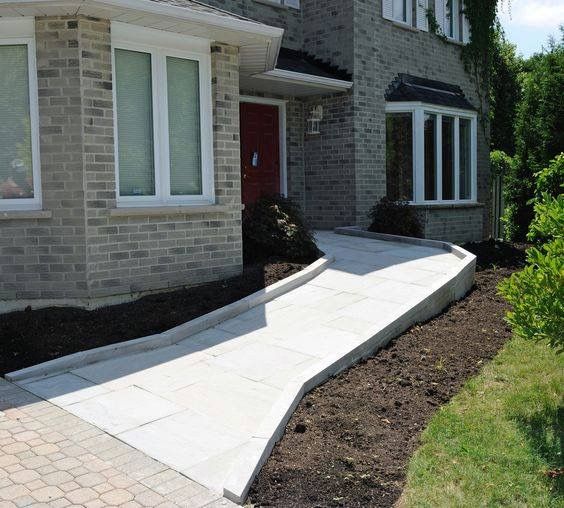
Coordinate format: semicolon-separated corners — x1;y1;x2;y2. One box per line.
222;227;476;504
5;255;335;383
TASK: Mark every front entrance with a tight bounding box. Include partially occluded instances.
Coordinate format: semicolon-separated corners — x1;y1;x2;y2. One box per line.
240;102;281;207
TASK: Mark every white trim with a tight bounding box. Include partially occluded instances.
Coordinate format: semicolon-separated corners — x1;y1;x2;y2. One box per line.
0;28;42;212
112;23;214;207
239;96;288;197
385;102;478;206
253;69;353;92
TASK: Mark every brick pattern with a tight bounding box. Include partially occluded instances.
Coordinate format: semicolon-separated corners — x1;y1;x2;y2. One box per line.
85;40;243;298
203;0;303;49
0;18;87;302
303;93;356;228
0;17;244;309
0;378;234;507
352;0;491;234
416;205;484;243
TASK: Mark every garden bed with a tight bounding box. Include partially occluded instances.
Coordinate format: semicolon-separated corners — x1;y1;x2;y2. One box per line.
248;241;527;507
0;259;307;376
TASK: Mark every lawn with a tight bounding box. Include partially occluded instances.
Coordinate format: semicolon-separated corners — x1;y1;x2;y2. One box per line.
401;335;563;507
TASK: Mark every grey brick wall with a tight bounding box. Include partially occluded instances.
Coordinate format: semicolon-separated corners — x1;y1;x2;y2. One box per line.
416;205;484;243
0;17;87;303
1;17;243;310
84;37;244;299
203;0;303;49
352;0;490;235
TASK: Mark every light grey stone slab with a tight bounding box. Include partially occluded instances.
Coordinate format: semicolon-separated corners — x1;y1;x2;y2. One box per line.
66;386;183;434
22;374;109;407
164;373;281;435
207;342;313;382
117;409;248;474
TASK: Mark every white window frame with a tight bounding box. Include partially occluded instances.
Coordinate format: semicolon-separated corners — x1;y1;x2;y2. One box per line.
0;18;42;212
258;0;301;9
445;0;459;40
384;0;414;26
111;22;215;208
386;101;478;204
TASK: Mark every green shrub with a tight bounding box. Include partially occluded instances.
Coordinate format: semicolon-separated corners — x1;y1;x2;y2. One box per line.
527;193;564;244
368;197;423;238
534;153;564;198
490;150;514;179
499;239;564;352
499;173;564;351
242;195;319;263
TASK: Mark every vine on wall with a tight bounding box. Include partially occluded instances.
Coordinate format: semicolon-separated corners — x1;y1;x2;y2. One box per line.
427;0;504;138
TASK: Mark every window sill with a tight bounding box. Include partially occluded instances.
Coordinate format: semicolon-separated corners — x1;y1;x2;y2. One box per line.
410;202;484;210
109;204;244;218
0;209;52;221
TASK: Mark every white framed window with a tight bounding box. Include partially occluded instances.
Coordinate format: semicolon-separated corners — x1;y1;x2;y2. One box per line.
259;0;300;9
383;0;413;26
435;0;471;43
383;0;428;31
385;102;477;204
111;23;214;207
0;18;41;212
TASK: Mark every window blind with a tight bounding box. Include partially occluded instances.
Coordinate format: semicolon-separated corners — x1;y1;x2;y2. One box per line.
0;45;33;200
115;49;155;197
166;57;202;196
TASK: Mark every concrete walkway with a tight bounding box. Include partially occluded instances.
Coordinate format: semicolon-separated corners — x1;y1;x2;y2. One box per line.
14;231;470;502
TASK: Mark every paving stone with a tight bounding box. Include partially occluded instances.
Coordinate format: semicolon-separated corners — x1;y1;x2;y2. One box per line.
9;470;40;485
31;485;65;503
65;487;98;504
42;471;73;486
100;488;134;505
74;472;106;488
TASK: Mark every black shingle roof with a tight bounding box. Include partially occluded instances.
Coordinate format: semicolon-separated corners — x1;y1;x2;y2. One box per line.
276;48;352;81
385;74;476;110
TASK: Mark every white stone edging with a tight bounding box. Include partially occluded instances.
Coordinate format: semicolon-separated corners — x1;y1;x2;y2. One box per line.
222;227;477;504
5;255;334;383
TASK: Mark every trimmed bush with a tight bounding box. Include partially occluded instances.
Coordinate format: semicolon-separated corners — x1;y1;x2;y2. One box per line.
368;197;423;238
242;195;319;263
499;239;564;352
499;176;564;351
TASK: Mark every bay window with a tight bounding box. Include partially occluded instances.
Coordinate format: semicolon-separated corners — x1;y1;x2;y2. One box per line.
386;103;477;204
112;24;214;207
0;20;41;211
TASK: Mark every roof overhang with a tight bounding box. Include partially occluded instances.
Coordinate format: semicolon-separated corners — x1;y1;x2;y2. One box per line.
0;0;284;74
241;69;353;97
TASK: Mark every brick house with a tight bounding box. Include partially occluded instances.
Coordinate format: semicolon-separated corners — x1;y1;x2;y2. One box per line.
0;0;490;311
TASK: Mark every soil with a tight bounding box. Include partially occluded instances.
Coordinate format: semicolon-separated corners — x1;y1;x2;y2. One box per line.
0;259;307;376
248;241;528;508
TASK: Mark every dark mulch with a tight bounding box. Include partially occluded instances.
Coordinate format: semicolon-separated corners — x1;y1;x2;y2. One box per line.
0;259;306;376
248;241;528;508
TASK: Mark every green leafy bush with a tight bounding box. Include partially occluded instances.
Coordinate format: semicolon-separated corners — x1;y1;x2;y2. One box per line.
499;239;564;352
242;195;319;263
527;193;564;243
499;171;564;351
368;197;423;238
534;153;564;198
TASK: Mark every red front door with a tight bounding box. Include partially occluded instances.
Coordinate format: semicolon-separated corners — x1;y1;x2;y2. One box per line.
240;102;280;207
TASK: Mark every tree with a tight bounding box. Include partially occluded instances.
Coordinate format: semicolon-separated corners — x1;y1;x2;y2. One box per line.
502;30;564;241
489;25;522;155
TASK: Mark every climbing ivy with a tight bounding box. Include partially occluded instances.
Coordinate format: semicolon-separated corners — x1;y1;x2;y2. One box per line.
427;0;504;137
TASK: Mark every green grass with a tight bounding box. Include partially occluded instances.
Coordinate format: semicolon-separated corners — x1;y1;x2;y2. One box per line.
402;336;563;508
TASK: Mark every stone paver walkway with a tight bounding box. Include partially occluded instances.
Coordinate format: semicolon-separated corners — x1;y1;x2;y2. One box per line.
0;378;236;507
13;231;466;499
